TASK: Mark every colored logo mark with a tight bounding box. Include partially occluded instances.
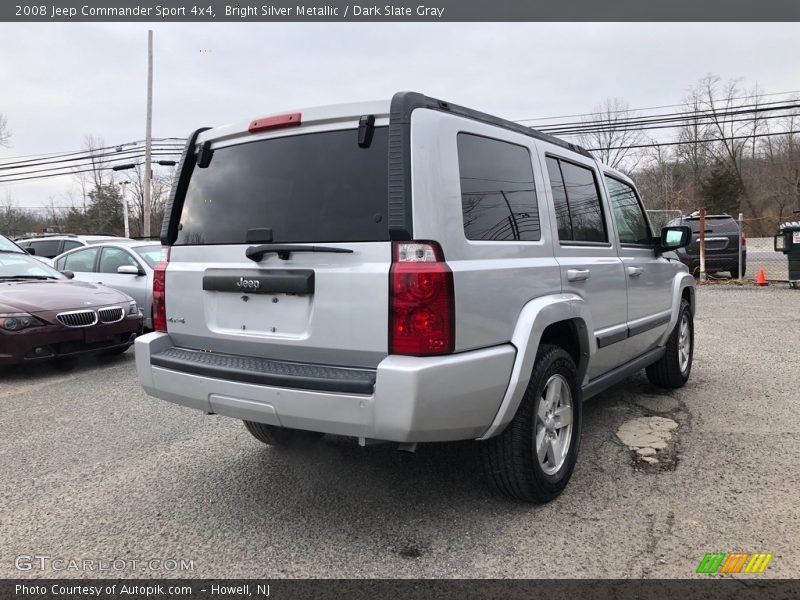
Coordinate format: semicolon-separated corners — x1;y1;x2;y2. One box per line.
696;552;773;574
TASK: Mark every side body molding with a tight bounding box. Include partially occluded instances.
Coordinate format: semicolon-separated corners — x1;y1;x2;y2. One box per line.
477;293;594;440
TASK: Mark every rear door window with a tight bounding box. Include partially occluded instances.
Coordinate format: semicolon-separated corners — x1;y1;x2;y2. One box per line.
545;157;607;243
457;133;540;242
59;247;99;272
176;128;390;245
546;157;571;240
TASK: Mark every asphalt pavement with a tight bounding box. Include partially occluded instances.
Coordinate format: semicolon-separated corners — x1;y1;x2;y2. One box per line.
1;286;798;578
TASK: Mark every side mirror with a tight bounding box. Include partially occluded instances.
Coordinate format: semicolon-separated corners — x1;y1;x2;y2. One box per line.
117;265;144;276
25;247;36;255
659;226;692;252
61;270;75;279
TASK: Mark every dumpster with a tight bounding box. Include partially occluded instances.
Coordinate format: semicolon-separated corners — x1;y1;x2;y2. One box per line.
774;220;800;288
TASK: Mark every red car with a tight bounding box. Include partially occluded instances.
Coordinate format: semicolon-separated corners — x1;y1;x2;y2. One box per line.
0;240;143;365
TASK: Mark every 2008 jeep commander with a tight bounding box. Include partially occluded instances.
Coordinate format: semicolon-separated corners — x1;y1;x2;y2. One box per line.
135;92;695;503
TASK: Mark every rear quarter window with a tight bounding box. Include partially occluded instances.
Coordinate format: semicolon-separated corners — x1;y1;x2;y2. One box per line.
457;133;540;242
29;239;62;258
62;240;83;252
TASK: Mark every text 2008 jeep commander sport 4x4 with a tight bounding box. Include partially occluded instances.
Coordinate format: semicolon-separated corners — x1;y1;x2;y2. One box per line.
136;92;695;503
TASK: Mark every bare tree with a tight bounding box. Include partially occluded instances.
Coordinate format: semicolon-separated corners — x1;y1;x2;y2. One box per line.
124;163;174;236
675;88;711;204
0;114;10;147
83;135;115;189
755;105;800;227
577;98;645;171
637;144;685;213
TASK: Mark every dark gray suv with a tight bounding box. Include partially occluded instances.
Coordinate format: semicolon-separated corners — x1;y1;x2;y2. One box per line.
669;213;746;278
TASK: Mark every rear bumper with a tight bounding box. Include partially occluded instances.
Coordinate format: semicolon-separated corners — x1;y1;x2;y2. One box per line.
135;332;515;442
679;250;746;271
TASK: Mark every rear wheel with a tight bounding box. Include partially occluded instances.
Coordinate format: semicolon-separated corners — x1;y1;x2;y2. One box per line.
243;421;324;447
480;344;582;503
728;262;746;279
646;299;693;388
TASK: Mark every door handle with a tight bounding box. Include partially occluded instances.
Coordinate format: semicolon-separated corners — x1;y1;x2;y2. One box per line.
567;269;591;282
627;266;644;277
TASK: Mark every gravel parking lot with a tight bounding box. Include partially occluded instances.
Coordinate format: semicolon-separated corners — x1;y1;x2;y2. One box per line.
1;286;798;579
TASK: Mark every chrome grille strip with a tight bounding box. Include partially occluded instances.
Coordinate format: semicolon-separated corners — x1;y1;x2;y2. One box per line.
56;309;98;328
97;306;124;324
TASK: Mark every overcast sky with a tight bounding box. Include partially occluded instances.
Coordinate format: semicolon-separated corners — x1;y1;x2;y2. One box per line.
1;22;799;208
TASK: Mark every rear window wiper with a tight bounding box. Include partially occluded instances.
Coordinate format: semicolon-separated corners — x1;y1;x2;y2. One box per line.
246;244;354;262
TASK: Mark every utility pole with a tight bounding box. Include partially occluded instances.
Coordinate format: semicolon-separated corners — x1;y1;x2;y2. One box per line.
120;181;131;238
144;29;153;238
699;208;706;282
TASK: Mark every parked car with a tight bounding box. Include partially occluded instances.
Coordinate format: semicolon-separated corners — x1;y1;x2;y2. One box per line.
0;249;142;365
53;241;162;330
15;234;133;266
668;213;746;277
135;92;695;503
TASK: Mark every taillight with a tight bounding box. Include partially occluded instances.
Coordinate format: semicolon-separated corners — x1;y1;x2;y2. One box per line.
248;112;301;133
741;231;747;246
153;247;170;332
389;241;454;356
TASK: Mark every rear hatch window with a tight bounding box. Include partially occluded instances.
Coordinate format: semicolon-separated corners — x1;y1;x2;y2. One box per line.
679;217;739;254
176;128;389;245
678;217;739;233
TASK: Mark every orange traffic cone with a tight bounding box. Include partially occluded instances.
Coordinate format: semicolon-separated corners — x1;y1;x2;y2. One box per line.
755;268;769;286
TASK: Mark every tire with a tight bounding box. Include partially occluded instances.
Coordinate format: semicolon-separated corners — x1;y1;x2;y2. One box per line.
728;263;746;279
646;299;693;389
243;421;324;447
480;344;582;503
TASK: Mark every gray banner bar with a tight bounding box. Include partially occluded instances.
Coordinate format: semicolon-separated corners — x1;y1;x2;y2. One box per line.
3;0;800;22
4;580;800;599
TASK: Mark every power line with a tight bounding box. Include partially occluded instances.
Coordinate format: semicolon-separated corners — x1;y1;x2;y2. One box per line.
0;143;184;171
513;89;800;123
552;111;800;139
0;148;184;175
585;129;800;152
0;154;179;183
0;137;186;164
537;102;800;136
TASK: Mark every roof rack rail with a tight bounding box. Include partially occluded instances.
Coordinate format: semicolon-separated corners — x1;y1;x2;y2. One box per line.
19;232;78;238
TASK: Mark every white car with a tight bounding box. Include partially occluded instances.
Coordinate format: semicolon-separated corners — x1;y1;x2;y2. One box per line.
16;234;132;266
53;241;163;330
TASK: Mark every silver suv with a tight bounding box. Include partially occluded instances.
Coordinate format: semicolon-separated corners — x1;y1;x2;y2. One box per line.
135;92;695;502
